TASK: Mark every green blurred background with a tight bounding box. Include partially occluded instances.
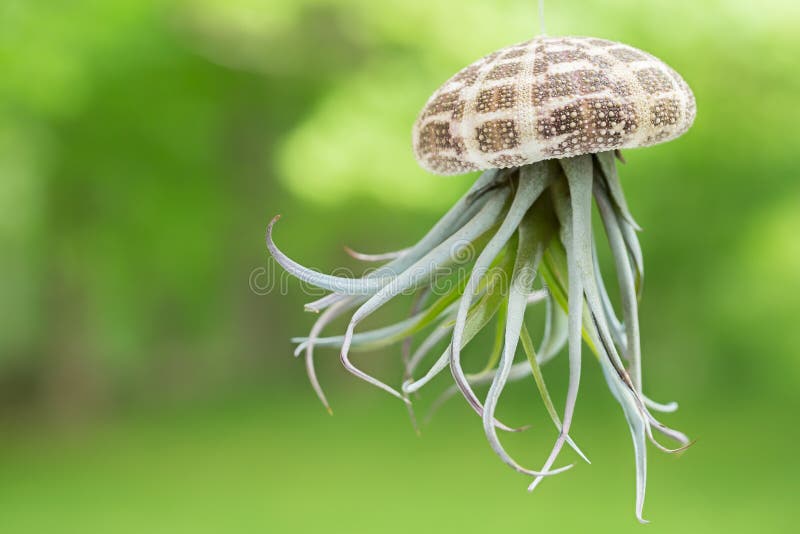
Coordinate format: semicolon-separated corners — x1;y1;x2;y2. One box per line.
1;0;799;532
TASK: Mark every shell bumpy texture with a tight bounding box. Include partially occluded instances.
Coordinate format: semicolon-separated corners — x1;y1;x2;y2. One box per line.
412;36;696;175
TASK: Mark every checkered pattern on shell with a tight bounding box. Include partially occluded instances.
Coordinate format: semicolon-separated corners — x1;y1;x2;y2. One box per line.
412;36;696;175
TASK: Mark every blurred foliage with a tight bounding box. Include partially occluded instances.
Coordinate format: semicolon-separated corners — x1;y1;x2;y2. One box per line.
0;0;799;531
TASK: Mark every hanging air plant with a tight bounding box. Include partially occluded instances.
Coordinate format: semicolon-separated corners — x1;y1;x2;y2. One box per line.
267;29;695;522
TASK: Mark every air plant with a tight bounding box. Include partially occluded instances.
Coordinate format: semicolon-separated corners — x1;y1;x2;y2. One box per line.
267;34;695;522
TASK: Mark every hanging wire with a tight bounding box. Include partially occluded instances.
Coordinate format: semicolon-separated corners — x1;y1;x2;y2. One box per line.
538;0;547;35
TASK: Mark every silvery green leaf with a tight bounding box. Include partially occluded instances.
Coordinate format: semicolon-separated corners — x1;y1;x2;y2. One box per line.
337;189;512;402
595;151;641;231
481;221;572;476
529;155;592;492
451;162;556;423
595;182;642;391
520;324;589;463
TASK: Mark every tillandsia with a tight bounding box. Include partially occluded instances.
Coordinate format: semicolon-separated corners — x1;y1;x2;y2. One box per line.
266;35;696;522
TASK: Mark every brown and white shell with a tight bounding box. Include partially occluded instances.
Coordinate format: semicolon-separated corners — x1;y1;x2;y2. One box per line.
412;36;696;175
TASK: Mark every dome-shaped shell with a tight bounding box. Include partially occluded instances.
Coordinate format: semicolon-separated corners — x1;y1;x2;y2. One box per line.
412;36;696;175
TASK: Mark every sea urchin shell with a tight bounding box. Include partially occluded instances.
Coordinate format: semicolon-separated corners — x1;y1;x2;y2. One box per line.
413;36;695;175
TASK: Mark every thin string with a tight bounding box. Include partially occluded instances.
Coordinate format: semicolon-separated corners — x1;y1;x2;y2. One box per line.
538;0;547;36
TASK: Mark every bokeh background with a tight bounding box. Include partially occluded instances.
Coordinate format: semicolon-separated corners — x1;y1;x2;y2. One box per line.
1;0;799;532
